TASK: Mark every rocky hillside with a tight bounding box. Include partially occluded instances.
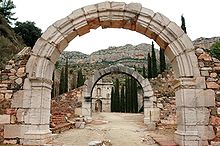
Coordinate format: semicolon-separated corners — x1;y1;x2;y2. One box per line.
193;36;220;49
60;43;160;68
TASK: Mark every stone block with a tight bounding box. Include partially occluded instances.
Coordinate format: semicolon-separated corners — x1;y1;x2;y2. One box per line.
4;125;27;138
196;108;210;125
176;107;197;125
176;89;196;107
196;89;215;107
197;125;215;140
195;77;206;89
0;115;10;124
201;70;209;76
12;90;25;108
75;121;85;129
126;3;142;14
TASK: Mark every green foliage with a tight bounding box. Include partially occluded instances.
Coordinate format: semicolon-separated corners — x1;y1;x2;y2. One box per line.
14;21;42;47
151;42;158;78
77;68;84;87
0;0;17;24
147;53;152;78
159;48;166;73
210;41;220;60
181;15;187;34
0;36;17;69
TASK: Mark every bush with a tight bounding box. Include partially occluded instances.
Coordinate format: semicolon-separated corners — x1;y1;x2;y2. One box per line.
210;41;220;60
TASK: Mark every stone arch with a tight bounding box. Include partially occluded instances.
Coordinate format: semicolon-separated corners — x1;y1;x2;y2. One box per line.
84;64;152;99
8;1;211;145
83;64;154;126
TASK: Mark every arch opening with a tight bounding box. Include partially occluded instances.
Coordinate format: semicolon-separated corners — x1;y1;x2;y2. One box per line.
9;2;210;145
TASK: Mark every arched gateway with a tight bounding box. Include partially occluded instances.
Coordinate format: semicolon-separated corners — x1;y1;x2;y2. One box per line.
5;1;213;145
83;64;155;125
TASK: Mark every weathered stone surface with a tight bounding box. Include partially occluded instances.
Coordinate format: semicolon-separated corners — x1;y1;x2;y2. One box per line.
4;125;26;138
207;82;220;89
196;89;215;107
198;53;212;61
0;115;10;124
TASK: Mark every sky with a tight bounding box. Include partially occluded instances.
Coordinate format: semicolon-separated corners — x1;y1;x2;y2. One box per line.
13;0;220;54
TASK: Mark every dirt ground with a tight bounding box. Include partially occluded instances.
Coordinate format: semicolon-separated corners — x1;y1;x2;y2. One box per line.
48;112;160;146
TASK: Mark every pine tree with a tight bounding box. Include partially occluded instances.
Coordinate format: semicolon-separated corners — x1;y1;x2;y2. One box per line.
59;67;65;95
142;65;146;78
181;15;187;34
64;57;68;93
114;78;120;112
147;53;152;78
121;85;125;112
151;42;158;78
77;68;84;87
159;48;166;73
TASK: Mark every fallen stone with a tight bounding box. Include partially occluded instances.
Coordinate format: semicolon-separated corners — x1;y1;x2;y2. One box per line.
207;82;220;89
88;140;102;146
75;121;85;129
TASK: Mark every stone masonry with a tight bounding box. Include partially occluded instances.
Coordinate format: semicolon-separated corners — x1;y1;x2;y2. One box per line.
0;1;213;145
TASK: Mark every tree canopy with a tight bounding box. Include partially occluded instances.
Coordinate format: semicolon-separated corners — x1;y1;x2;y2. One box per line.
0;0;17;24
14;21;42;47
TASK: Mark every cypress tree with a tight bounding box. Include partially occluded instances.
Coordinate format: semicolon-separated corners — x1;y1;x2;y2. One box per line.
111;87;114;112
151;41;158;78
181;15;187;34
159;48;166;73
133;78;138;113
115;78;120;112
130;77;134;113
125;77;128;112
147;53;152;78
142;65;146;78
64;57;68;92
77;68;84;87
121;85;125;112
59;67;65;94
125;77;130;112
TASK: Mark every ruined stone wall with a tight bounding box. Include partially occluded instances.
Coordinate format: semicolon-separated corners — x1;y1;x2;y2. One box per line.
0;47;31;144
195;47;220;142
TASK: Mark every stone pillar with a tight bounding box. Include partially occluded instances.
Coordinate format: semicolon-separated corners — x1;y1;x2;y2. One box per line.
144;96;156;130
82;96;92;121
22;79;52;145
174;77;215;146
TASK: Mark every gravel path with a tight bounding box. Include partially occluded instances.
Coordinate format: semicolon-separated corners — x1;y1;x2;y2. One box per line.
49;112;159;146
